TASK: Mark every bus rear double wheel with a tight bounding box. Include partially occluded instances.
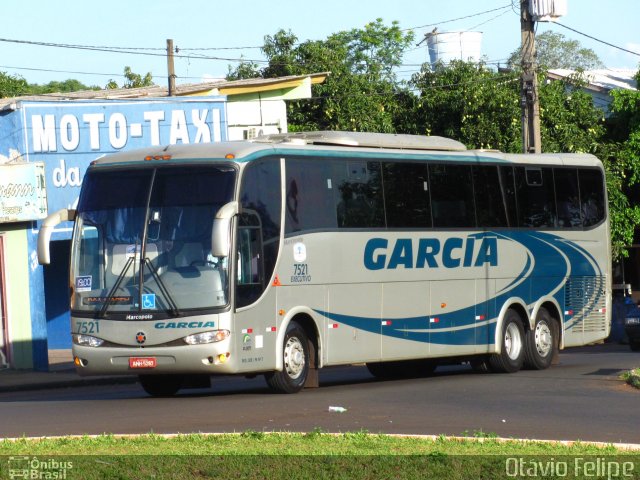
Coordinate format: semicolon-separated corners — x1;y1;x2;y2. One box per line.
489;309;525;373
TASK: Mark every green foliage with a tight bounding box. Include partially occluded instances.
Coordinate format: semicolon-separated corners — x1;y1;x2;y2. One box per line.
226;58;261;80
227;19;414;133
27;78;99;94
620;367;640;388
605;75;640;258
0;71;29;98
106;66;154;89
410;60;522;152
538;73;607;154
508;31;604;70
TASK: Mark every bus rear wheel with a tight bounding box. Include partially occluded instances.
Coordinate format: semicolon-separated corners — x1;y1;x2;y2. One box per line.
489;309;525;373
524;307;558;370
139;374;184;397
265;321;309;394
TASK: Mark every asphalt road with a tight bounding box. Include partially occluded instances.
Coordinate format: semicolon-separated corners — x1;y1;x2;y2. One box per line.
0;343;638;443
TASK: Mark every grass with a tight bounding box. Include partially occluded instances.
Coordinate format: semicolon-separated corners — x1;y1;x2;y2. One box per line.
0;432;638;479
621;367;640;389
0;431;634;456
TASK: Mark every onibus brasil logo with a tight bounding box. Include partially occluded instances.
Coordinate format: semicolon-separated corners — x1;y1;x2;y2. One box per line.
7;456;73;479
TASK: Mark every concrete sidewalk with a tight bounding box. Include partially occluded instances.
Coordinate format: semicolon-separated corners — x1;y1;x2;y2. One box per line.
0;349;137;393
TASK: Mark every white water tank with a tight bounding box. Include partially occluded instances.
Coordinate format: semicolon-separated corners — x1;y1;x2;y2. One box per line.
426;31;483;68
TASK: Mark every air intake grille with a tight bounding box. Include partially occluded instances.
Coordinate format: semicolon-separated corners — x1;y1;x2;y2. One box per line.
565;276;607;333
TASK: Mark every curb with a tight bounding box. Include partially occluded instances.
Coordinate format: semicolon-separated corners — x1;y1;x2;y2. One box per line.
0;375;138;393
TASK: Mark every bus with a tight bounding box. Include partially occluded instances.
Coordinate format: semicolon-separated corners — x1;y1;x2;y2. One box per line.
38;131;611;396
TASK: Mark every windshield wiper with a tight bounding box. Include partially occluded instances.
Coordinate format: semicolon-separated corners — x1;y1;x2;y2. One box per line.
144;258;181;317
99;256;134;318
98;256;181;318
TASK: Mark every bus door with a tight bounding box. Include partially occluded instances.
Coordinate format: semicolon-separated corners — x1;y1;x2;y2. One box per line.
233;158;282;371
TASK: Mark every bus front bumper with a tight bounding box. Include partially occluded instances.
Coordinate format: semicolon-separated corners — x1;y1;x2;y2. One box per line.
71;342;238;376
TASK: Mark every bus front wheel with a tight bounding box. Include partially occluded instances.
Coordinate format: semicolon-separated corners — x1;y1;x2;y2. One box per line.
524;307;558;370
139;374;184;397
265;322;309;394
489;309;525;373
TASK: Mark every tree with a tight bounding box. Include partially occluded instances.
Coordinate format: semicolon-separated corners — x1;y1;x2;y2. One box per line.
410;60;522;151
508;31;604;70
226;59;261;81
604;67;640;258
0;71;29;98
107;66;154;89
228;19;415;133
27;79;99;94
537;73;607;154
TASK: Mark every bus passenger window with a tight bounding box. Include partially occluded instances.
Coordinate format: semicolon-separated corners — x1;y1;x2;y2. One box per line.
515;167;556;228
579;169;605;227
498;166;518;228
285;158;337;233
554;169;581;228
473;165;509;227
429;164;475;228
383;162;432;228
335;160;385;228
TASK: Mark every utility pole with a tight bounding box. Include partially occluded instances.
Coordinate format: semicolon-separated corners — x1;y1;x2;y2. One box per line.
167;39;176;96
520;0;541;153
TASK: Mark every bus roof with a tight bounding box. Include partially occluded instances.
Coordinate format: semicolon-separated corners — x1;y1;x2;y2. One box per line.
89;131;602;168
251;131;468;152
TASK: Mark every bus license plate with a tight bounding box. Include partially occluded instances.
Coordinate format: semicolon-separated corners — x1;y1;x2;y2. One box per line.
129;357;157;369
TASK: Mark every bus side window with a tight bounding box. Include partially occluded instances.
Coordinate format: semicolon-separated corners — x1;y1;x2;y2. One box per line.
515;167;556;228
383;162;432;228
498;166;518;228
554;168;581;228
285;158;337;233
335;160;385;229
579;169;605;227
473;165;509;228
429;164;475;228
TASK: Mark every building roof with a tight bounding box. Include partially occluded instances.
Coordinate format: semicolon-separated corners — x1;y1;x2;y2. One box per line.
547;69;637;93
0;72;329;111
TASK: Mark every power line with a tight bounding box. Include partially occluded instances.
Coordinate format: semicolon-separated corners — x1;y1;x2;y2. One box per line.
554;22;640;58
0;37;267;64
466;9;512;31
406;3;513;32
0;64;123;78
178;45;262;51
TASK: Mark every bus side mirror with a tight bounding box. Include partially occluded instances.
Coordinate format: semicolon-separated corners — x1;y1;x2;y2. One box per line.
211;202;239;257
38;208;77;265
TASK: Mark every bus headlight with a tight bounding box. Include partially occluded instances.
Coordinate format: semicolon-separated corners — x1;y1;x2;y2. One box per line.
184;330;230;345
73;334;105;347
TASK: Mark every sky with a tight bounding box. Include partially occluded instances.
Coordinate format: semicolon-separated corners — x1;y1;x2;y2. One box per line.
1;0;638;88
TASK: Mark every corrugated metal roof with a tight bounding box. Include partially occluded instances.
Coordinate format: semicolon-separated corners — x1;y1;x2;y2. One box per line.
547;69;637;93
0;72;329;111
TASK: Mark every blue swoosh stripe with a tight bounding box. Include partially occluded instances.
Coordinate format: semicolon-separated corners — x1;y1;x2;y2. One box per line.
313;231;601;346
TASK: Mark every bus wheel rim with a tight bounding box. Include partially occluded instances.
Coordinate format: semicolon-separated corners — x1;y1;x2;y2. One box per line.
284;336;305;379
534;321;552;357
505;323;522;360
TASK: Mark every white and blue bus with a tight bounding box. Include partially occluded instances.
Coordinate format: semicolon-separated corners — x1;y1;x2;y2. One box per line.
38;131;611;396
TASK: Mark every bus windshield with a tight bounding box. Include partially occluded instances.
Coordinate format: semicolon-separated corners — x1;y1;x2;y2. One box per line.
71;165;236;316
